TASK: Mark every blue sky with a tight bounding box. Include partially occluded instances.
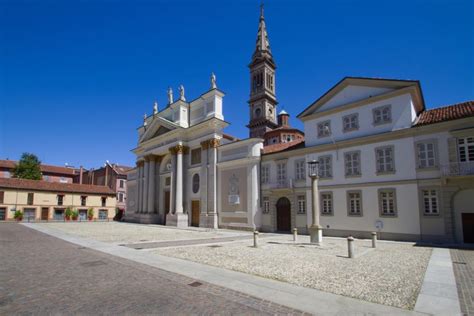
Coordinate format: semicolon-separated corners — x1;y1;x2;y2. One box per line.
0;0;472;168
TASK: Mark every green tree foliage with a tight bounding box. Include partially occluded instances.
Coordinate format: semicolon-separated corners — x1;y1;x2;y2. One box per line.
12;153;42;180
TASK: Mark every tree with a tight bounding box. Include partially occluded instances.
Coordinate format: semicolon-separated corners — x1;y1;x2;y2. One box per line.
12;153;42;180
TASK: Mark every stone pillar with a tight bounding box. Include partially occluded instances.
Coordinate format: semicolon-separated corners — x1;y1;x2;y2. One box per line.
136;161;142;213
199;140;209;227
142;158;150;214
206;138;220;228
166;145;188;227
147;155;156;214
140;162;146;213
309;176;323;244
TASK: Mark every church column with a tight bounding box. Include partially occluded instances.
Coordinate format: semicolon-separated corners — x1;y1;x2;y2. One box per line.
147;155;156;214
200;140;209;226
136;161;142;213
174;145;184;214
207;138;220;228
142;157;150;214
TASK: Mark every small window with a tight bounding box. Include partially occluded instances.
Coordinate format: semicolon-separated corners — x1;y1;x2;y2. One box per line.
255;107;262;118
98;209;108;220
102;197;107;206
60;177;67;183
0;191;4;204
375;146;395;174
423;190;439;215
57;195;64;206
458;137;474;162
27;193;34;205
344;151;361;177
379;189;397;216
119;180;125;188
192;174;200;194
277;162;287;185
263;197;270;214
342;113;359;132
44;175;50;182
317;120;331;138
191;148;202;165
297;195;306;214
416;141;437;168
261;165;270;184
165;177;171;186
320;192;333;215
81;196;87;207
318;155;332;178
295;160;305;181
347;191;362;216
373;105;392;125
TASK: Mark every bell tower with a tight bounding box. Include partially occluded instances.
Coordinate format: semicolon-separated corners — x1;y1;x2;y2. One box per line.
247;4;278;138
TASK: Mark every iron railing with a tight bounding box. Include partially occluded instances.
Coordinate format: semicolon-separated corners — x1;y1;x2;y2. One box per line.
441;162;474;177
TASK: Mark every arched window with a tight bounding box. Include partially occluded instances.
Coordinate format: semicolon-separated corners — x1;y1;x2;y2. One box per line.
255;107;262;118
192;174;200;193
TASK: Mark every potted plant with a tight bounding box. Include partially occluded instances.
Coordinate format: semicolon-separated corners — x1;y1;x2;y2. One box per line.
87;208;94;221
71;209;79;221
14;210;23;221
64;207;73;221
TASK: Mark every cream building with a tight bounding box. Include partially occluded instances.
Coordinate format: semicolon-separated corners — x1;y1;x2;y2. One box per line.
126;6;474;243
0;178;116;221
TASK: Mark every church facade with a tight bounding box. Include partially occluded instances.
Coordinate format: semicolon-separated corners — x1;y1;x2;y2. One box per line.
126;6;474;243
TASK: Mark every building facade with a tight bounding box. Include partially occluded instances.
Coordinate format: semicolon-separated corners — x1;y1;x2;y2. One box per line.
126;6;474;243
0;178;116;221
0;160;77;183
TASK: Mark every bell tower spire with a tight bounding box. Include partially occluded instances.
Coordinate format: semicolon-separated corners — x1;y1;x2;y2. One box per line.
247;2;278;138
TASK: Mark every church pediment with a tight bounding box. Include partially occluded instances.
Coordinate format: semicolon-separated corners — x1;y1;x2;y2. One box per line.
139;117;180;143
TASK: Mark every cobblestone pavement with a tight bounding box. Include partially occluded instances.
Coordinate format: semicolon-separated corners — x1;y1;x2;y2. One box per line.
451;249;474;315
0;223;302;315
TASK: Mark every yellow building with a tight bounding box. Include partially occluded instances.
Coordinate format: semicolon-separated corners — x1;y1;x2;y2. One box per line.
0;178;116;221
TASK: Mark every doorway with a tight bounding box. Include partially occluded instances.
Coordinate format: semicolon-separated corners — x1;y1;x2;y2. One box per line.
23;208;36;221
0;207;6;220
164;191;170;225
191;200;200;227
41;208;49;220
462;213;474;243
276;197;291;232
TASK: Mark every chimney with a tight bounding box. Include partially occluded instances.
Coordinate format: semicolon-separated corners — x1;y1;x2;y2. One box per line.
277;110;289;127
79;166;83;184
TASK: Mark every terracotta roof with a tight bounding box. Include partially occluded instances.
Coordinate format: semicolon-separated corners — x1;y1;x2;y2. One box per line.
0;160;76;176
415;101;474;126
111;164;133;175
262;140;305;154
0;178;115;195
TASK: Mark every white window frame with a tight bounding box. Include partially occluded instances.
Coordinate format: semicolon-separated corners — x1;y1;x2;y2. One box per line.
277;162;287;185
375;145;395;174
263;197;270;214
320;192;333;215
261;165;270;184
416;140;438;169
318;155;332;178
458;137;474;162
297;195;306;214
344;151;361;177
317;120;331;138
422;189;439;215
295;159;305;181
373;104;392;125
378;188;397;217
347;190;362;216
342;113;359;132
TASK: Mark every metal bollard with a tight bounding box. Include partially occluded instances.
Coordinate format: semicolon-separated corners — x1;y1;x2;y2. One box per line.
347;236;355;258
371;232;377;248
293;228;298;242
253;231;259;248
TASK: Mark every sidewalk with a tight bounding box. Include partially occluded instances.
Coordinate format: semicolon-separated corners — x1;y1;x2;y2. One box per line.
23;223;425;315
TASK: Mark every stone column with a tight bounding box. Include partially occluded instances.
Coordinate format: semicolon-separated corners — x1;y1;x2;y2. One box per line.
142;157;150;214
207;138;220;228
200;140;209;227
147;155;156;214
309;176;323;244
166;145;189;227
136;161;142;213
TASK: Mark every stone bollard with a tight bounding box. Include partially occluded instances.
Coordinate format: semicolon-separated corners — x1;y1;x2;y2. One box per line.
253;231;259;248
293;228;298;242
347;236;355;258
371;232;377;248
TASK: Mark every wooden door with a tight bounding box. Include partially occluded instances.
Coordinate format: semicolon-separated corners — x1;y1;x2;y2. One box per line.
41;208;49;220
462;213;474;243
164;191;170;225
191;200;200;227
276;197;291;232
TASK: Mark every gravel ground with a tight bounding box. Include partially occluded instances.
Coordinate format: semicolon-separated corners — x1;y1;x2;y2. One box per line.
155;235;432;310
35;222;245;244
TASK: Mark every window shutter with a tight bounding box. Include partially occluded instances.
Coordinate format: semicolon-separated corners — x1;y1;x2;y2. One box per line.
447;137;458;163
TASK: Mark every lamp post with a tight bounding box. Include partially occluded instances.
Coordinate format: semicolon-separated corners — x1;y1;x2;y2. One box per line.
307;160;323;244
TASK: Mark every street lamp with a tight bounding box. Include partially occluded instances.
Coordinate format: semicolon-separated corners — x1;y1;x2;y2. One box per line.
307;160;323;244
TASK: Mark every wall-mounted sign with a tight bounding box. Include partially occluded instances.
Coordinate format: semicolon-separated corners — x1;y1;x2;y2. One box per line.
228;195;240;205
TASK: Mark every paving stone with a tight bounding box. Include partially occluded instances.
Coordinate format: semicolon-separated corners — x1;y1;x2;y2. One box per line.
451;249;474;316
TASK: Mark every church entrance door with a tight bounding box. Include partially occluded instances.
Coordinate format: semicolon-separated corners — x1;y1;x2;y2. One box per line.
164;191;170;225
191;200;200;227
276;197;291;232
